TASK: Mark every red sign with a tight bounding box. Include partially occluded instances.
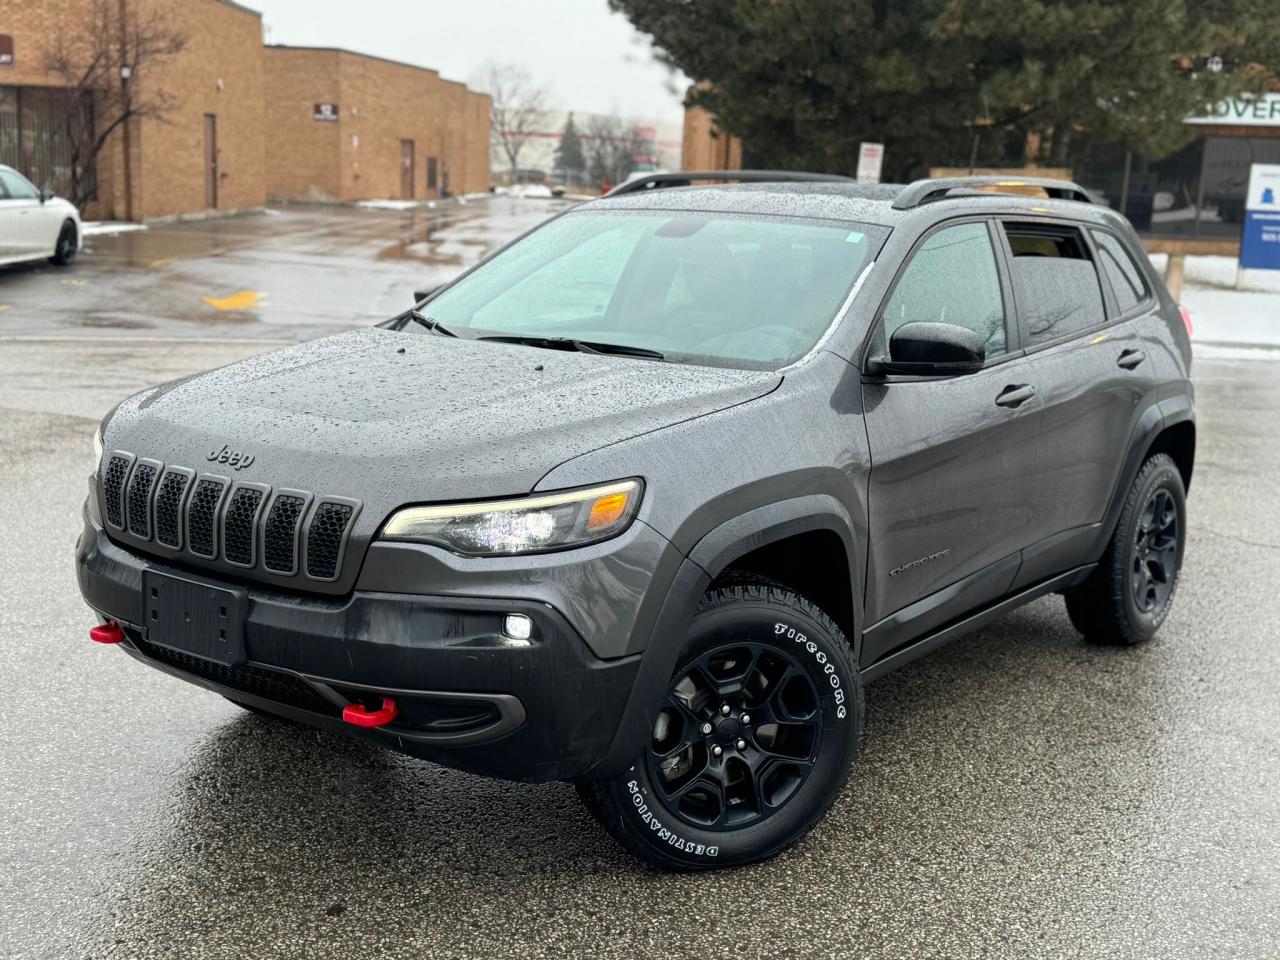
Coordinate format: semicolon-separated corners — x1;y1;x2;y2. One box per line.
0;36;14;67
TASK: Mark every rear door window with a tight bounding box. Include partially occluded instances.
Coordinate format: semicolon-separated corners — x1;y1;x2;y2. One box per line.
1003;223;1106;346
1091;230;1150;313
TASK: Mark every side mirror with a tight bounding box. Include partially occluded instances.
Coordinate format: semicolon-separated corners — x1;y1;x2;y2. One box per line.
39;188;53;204
412;283;444;306
872;321;986;376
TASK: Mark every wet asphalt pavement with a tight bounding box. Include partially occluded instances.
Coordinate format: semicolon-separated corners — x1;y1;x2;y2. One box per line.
2;201;1279;959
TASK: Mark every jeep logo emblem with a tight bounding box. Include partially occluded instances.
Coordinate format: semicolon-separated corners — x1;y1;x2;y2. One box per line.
206;443;256;471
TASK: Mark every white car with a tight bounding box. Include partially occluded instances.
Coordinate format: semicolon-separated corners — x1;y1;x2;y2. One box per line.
0;165;82;267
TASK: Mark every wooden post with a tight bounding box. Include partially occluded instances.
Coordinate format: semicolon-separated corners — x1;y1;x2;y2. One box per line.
1165;254;1185;301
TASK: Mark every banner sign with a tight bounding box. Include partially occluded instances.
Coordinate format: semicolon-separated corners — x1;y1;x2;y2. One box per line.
313;102;339;122
1240;163;1280;271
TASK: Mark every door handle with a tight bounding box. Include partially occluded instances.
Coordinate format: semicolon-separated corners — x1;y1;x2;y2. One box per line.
1117;348;1146;370
995;384;1036;408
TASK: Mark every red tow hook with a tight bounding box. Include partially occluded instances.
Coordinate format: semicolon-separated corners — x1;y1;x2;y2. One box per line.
342;697;399;728
90;620;125;644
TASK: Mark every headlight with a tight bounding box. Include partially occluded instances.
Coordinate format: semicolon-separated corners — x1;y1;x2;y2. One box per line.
379;479;643;557
92;425;104;475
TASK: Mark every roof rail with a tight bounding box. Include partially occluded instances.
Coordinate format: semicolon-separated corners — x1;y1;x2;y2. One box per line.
604;170;854;198
891;176;1094;210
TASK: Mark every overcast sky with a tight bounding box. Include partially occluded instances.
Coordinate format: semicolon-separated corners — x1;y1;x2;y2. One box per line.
250;0;689;123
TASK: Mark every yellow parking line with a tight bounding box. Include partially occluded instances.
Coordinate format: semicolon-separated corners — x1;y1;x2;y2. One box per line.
150;258;176;267
201;290;267;311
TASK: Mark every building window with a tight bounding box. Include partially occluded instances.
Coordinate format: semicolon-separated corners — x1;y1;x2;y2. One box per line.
0;85;96;202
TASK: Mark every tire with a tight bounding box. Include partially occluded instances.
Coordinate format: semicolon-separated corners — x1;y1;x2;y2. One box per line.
49;220;77;266
1064;452;1186;646
579;577;863;871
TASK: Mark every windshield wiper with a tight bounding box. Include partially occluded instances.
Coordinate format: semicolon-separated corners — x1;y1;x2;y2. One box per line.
478;334;663;361
408;310;457;337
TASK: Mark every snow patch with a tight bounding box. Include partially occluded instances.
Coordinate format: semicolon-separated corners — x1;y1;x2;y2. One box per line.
1145;252;1280;293
494;184;554;200
356;199;423;211
81;221;148;236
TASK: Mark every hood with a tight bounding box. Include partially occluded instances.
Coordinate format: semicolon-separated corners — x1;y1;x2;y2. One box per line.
101;327;779;589
109;327;779;498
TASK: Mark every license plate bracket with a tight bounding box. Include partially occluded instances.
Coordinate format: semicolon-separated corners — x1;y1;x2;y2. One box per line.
142;569;247;666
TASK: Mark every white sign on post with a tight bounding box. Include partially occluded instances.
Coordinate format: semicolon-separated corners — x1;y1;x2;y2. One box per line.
857;142;884;183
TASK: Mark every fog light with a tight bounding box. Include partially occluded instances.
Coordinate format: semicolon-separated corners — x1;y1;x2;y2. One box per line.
503;614;533;644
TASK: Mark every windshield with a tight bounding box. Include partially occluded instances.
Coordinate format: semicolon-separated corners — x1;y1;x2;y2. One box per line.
420;210;887;369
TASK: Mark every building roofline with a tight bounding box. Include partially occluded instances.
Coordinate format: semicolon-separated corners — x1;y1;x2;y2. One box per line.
265;43;485;95
216;0;264;19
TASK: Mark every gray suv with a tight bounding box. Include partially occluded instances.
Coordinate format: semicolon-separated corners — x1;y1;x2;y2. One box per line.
77;173;1194;870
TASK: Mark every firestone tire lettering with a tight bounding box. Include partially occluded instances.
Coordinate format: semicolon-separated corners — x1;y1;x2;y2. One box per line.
775;621;848;719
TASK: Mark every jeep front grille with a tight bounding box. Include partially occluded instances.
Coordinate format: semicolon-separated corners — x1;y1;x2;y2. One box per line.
99;451;360;584
263;494;307;575
223;486;266;567
153;470;191;549
102;455;131;528
187;477;227;558
306;501;355;580
125;462;158;539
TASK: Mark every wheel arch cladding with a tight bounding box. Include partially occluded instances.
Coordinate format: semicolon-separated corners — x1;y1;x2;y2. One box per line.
1145;419;1196;493
686;495;861;655
711;530;856;642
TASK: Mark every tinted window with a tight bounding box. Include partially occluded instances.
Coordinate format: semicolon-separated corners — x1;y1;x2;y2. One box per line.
426;211;887;370
882;222;1006;359
1004;224;1106;345
1091;230;1149;312
0;169;38;200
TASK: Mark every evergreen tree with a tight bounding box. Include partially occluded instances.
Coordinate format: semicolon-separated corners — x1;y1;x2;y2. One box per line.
555;113;587;183
610;0;1280;178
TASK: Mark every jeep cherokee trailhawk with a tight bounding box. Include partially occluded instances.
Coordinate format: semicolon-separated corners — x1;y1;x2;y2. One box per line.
77;173;1194;869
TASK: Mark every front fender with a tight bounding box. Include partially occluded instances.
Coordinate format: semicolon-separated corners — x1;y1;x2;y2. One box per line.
585;495;862;781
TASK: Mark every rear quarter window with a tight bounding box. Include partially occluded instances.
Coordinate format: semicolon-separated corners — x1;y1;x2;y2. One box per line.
1004;224;1106;346
1091;230;1150;313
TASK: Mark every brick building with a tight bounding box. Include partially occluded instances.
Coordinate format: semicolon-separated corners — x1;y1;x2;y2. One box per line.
0;0;489;221
264;47;491;202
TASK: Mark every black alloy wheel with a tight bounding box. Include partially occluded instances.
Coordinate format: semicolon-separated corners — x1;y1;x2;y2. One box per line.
1064;452;1186;646
578;577;862;870
647;640;823;831
50;221;77;266
1132;488;1179;613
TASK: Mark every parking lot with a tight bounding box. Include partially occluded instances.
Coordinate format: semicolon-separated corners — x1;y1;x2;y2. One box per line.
2;200;1279;959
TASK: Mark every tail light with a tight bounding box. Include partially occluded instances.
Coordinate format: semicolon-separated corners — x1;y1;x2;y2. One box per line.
1178;305;1194;336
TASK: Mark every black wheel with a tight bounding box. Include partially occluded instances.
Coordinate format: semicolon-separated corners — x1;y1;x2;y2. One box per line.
579;577;863;870
1064;453;1186;646
49;220;77;266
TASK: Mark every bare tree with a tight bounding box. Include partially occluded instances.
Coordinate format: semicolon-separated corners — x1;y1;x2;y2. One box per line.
476;62;551;180
583;115;646;187
43;0;186;211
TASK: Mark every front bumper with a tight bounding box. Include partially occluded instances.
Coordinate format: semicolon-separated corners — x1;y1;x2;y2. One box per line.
76;519;642;782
